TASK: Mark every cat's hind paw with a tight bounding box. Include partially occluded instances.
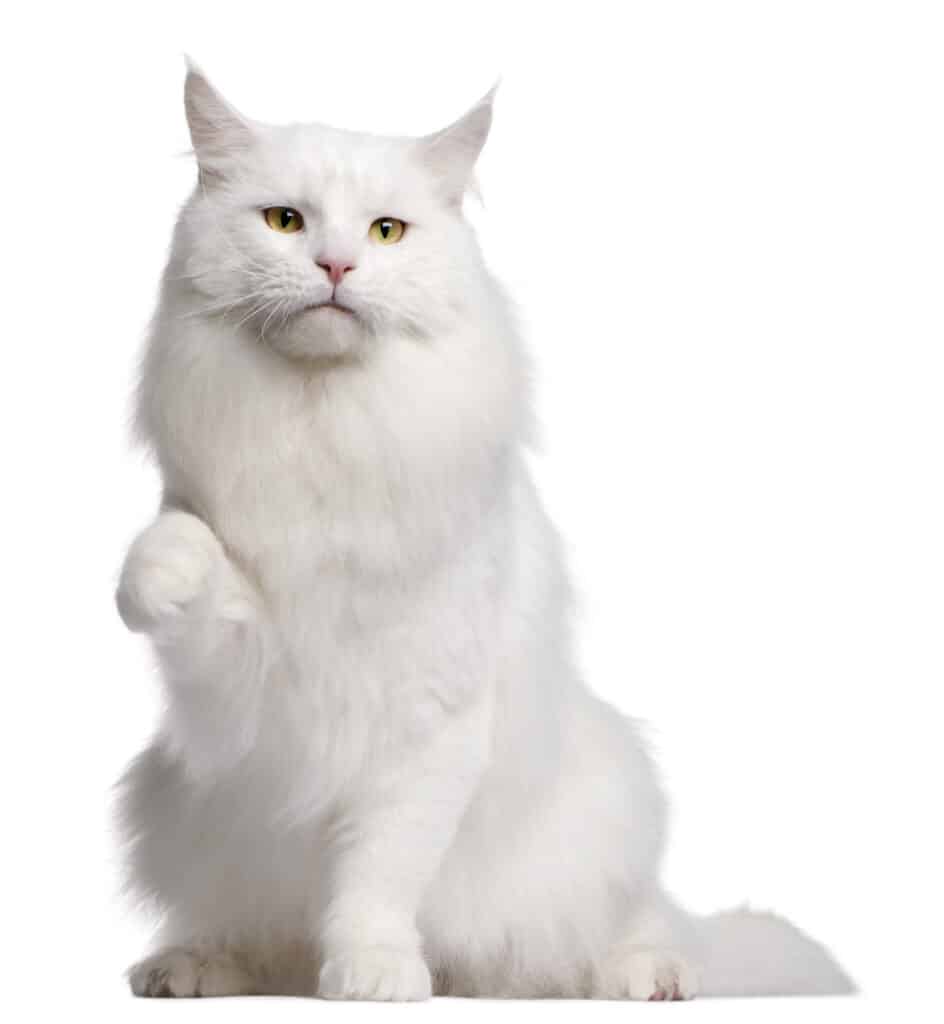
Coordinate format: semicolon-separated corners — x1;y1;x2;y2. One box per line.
129;947;256;998
596;947;699;1001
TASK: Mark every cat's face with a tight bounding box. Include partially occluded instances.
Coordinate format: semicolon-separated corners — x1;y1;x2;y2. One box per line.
176;68;493;360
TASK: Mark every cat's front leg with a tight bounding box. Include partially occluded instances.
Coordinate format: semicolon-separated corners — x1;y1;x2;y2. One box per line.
117;508;271;777
117;509;256;638
316;702;489;1002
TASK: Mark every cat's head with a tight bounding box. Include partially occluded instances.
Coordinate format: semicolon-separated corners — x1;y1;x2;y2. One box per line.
174;64;495;360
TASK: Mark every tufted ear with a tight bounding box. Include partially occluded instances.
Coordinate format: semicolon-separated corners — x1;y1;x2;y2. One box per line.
183;59;255;181
414;86;497;203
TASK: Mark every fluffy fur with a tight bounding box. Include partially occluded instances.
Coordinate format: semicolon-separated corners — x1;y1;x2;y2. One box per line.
116;66;853;1001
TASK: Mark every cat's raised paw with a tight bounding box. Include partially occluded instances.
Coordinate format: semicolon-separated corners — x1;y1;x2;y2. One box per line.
116;512;221;635
318;949;432;1001
129;947;256;998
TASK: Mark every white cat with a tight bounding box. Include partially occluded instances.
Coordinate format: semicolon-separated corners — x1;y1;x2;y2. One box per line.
116;64;853;1001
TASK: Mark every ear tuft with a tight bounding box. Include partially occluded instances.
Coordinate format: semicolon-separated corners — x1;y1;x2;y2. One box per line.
416;85;498;203
183;59;254;179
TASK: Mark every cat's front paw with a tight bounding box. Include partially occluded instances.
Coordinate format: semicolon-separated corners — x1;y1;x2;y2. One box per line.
116;512;222;635
318;949;432;1002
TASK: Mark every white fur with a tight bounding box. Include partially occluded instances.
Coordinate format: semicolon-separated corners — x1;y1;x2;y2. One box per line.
116;67;853;1001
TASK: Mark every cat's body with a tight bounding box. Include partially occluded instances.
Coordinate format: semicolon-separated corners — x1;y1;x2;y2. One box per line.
116;67;852;1000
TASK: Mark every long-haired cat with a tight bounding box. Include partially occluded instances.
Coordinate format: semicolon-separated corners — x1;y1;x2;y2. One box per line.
116;64;853;1001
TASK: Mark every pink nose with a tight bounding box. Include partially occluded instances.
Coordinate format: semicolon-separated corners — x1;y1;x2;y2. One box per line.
317;260;355;286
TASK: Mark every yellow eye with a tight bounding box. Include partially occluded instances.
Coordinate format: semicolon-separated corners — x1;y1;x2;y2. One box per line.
263;207;304;233
369;217;405;244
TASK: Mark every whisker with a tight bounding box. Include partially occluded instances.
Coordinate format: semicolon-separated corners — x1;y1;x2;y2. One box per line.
259;297;288;340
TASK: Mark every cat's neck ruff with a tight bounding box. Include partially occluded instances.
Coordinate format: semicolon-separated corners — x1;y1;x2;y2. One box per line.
139;286;526;583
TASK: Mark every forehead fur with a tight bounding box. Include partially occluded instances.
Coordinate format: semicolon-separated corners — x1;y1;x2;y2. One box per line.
236;122;438;220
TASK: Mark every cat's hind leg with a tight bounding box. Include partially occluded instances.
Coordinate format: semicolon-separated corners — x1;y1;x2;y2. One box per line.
593;890;701;1001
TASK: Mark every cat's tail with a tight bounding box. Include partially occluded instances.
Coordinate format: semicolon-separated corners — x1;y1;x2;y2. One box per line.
695;906;856;997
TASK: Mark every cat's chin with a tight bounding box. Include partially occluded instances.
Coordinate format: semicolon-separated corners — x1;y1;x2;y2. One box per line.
264;305;368;361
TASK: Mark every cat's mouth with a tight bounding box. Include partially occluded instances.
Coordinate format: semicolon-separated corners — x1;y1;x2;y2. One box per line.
303;301;355;317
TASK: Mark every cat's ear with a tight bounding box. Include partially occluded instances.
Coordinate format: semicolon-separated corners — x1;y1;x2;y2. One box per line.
184;59;254;181
415;86;497;203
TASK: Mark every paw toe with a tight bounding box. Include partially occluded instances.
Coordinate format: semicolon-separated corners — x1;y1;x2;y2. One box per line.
598;947;700;1001
319;950;431;1002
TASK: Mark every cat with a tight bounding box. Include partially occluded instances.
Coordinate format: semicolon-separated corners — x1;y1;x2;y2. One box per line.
115;63;853;1001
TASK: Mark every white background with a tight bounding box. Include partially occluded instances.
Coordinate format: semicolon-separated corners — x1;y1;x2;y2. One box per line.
2;2;941;1021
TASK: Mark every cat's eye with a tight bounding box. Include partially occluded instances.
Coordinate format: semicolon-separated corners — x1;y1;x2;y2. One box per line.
369;217;406;245
263;207;305;233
